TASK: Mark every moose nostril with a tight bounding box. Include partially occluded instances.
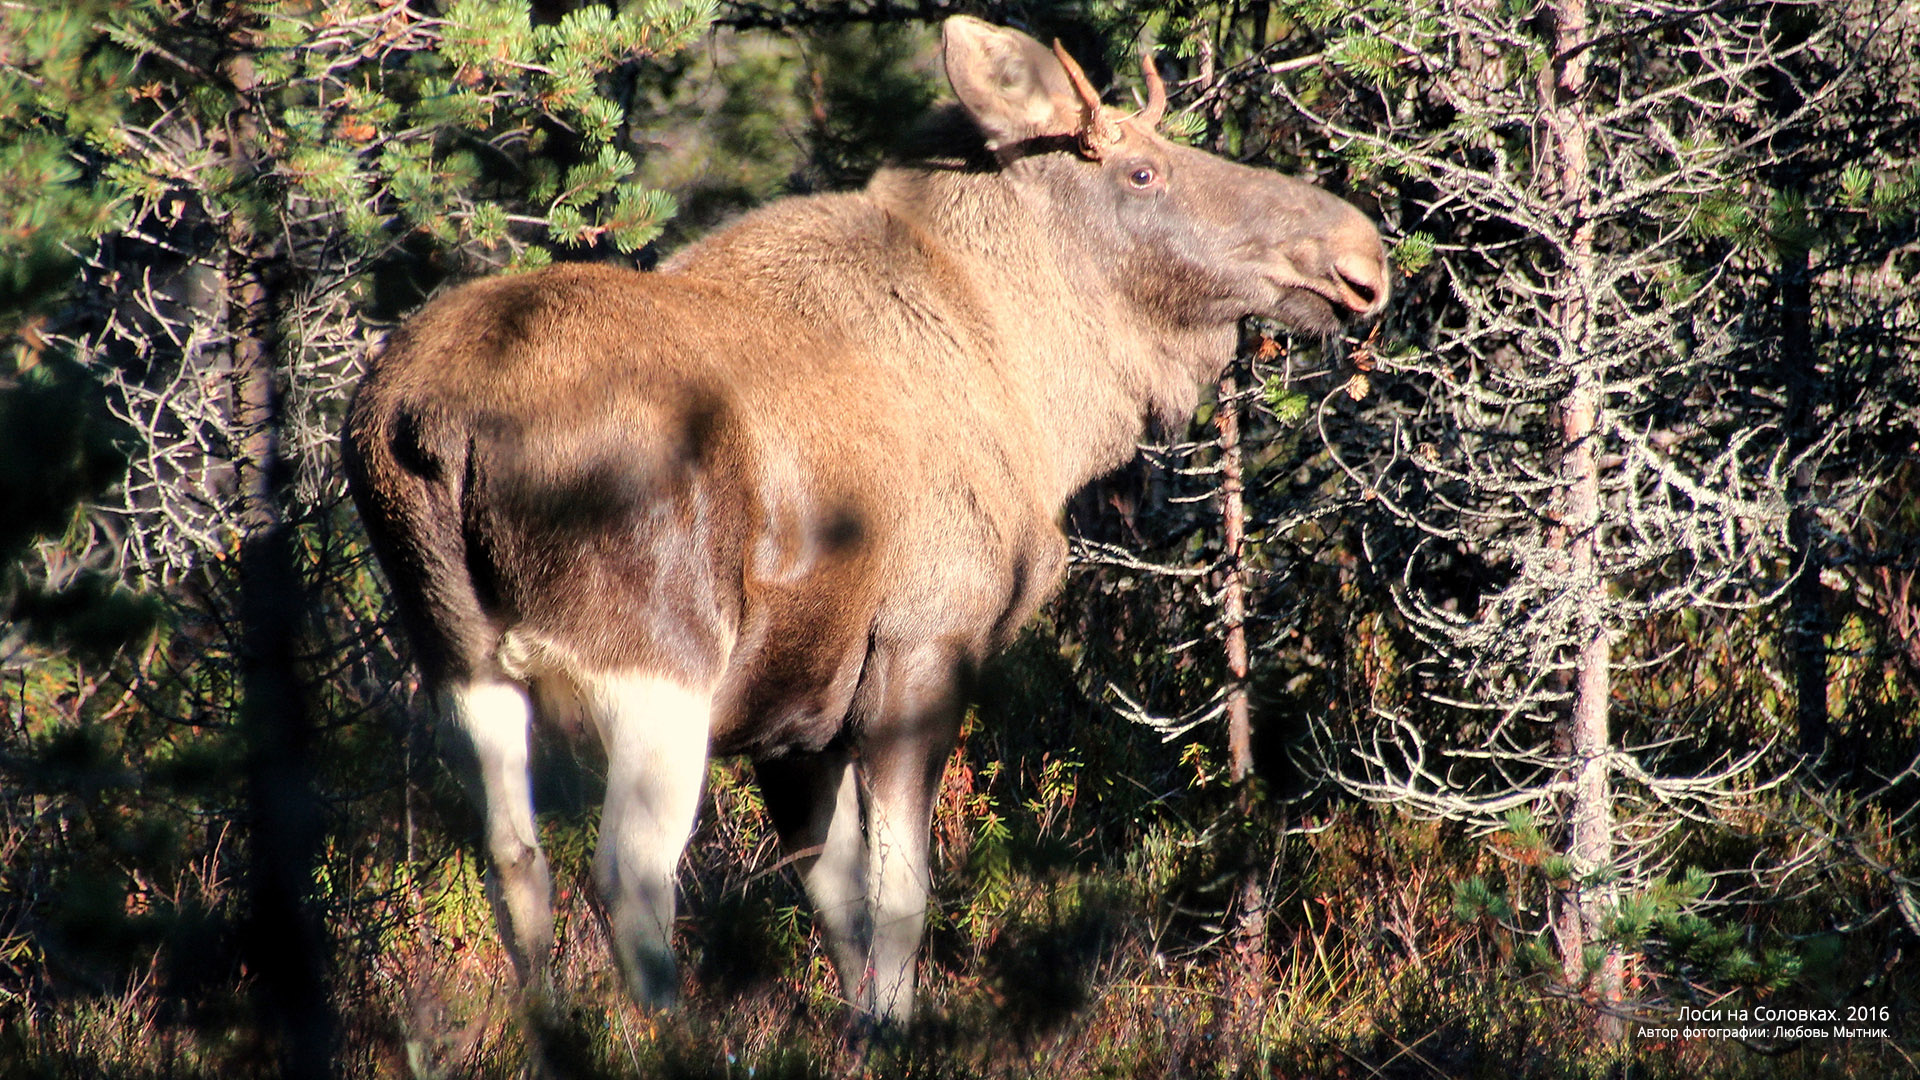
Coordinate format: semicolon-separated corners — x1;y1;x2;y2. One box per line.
1333;252;1386;313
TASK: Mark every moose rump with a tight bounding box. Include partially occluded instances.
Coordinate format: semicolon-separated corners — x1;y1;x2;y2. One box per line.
344;15;1388;1024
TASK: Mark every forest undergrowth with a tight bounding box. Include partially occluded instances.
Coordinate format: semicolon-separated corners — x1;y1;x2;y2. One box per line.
4;610;1913;1079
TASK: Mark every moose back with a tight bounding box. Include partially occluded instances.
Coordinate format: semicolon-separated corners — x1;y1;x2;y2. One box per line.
344;15;1387;1022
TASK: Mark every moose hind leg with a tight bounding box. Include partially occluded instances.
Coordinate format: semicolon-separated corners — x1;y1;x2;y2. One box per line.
586;673;713;1010
446;679;555;1005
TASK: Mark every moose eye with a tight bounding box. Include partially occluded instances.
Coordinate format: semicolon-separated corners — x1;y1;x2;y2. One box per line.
1126;165;1158;190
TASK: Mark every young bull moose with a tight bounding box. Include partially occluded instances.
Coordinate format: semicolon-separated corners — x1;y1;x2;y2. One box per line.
345;16;1387;1023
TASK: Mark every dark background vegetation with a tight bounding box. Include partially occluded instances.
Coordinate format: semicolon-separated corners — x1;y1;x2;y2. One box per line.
2;1;1916;1077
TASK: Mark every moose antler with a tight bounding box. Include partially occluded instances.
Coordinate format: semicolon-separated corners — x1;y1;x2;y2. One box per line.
1052;39;1122;157
1052;39;1168;158
1136;52;1167;129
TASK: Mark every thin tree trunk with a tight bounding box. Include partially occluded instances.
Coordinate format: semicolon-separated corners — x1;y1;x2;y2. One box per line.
1216;365;1267;994
223;44;335;1080
1757;4;1830;767
1539;0;1624;1037
1782;242;1829;764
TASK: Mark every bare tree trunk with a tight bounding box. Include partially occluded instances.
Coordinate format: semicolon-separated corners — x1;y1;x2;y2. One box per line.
222;43;335;1080
1218;369;1253;797
1760;9;1831;766
1782;241;1830;764
1539;0;1624;1037
1216;365;1267;1000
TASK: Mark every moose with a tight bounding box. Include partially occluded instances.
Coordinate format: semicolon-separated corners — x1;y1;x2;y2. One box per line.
345;16;1387;1024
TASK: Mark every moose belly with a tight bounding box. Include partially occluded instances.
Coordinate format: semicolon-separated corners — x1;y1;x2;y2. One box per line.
706;525;1067;759
707;573;874;757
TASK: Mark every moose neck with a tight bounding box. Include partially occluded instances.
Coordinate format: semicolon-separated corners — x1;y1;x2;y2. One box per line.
866;153;1238;507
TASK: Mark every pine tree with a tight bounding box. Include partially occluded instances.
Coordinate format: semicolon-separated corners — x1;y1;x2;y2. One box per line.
1;0;160;666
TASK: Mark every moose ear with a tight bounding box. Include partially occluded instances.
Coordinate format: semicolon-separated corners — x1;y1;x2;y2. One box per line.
942;16;1081;152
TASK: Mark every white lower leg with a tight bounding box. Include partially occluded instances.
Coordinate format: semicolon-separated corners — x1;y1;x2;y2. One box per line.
865;804;931;1022
447;680;554;1001
798;758;874;1004
588;673;713;1010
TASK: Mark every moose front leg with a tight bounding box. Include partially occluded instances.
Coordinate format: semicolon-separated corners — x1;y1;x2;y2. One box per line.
857;653;968;1023
754;747;874;1006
